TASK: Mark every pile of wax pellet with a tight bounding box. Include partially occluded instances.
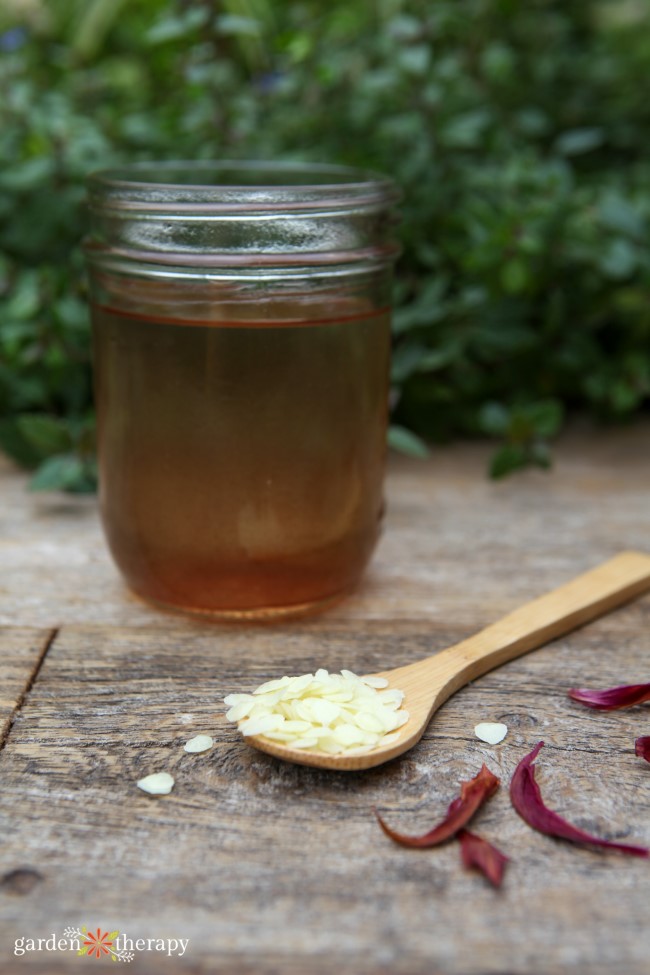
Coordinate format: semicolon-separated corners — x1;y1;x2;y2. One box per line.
224;669;409;755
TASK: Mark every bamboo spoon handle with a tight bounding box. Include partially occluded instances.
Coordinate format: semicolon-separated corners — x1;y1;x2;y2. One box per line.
402;551;650;705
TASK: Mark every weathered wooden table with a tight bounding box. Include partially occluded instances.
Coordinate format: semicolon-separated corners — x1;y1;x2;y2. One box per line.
1;423;650;974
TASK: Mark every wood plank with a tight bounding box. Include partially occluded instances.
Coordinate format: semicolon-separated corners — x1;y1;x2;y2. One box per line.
0;628;54;745
2;419;650;629
1;617;649;974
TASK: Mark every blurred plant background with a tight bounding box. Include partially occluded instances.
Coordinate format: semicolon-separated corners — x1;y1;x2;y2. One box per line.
1;0;650;490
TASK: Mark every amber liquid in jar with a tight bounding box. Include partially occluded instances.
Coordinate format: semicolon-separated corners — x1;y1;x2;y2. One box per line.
92;299;390;618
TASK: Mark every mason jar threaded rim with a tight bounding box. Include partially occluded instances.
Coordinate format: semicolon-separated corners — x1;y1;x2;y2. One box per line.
85;160;401;270
87;160;401;213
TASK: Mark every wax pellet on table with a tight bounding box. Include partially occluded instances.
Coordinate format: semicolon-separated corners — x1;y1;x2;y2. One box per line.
474;722;508;744
136;772;175;795
184;735;214;753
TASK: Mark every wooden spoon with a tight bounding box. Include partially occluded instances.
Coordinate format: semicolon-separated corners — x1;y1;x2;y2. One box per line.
245;551;650;771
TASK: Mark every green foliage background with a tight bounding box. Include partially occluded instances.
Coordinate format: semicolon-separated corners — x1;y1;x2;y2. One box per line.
1;0;650;489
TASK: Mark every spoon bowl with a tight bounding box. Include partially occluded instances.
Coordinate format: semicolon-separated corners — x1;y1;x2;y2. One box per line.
245;551;650;771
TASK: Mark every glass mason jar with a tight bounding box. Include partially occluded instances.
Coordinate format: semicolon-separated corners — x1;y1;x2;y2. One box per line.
84;162;400;619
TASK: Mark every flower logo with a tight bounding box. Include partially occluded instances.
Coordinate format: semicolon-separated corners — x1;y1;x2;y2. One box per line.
81;928;116;960
63;925;132;962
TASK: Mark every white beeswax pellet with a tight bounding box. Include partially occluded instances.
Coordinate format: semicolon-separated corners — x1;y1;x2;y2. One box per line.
137;772;175;795
184;734;214;753
474;722;508;745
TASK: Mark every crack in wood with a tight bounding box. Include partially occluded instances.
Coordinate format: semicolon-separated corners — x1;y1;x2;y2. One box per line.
0;627;58;751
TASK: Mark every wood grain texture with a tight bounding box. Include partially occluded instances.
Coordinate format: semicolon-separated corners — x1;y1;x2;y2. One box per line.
0;628;54;745
1;618;650;974
2;423;650;973
2;418;650;629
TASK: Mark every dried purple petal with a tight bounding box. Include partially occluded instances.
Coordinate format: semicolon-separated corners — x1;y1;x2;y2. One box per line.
568;683;650;711
457;829;508;888
510;742;648;857
635;737;650;763
376;764;499;848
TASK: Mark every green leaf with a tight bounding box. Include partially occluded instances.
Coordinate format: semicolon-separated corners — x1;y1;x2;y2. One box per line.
530;442;552;469
442;110;491;148
16;415;72;457
608;380;642;414
53;295;89;332
599;239;637;279
599;194;645;240
391;344;427;383
481;43;515;83
387;425;430;459
29;454;86;492
0;158;53;191
478;402;510;437
146;9;208;44
391;342;455;383
73;0;131;60
388;15;422;41
500;258;529;294
215;15;261;37
392;277;449;334
4;271;41;320
0;419;43;468
513;399;564;439
397;45;431;77
489;444;528;480
521;400;564;438
555;128;604;156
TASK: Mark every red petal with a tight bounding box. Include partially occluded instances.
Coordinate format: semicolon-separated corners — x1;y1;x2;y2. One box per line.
510;742;648;857
568;683;650;710
376;764;499;848
458;829;508;888
635;737;650;763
